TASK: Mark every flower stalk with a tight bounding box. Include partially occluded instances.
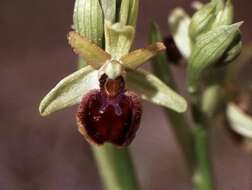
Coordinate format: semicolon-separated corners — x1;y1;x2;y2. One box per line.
75;1;139;189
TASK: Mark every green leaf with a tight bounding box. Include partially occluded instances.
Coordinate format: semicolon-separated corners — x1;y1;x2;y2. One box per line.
189;2;217;41
39;66;98;116
188;22;242;93
168;8;192;58
73;0;104;46
100;0;116;22
121;42;166;69
105;21;135;59
68;31;111;69
125;69;188;113
227;103;252;138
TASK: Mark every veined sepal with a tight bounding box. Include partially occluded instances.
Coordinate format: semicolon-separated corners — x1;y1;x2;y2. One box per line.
39;66;98;116
125;68;187;113
39;65;187;117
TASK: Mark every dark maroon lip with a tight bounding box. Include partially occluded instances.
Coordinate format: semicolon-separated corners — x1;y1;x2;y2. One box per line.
76;74;142;147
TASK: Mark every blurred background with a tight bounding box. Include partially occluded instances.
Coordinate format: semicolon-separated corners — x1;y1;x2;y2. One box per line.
0;0;252;189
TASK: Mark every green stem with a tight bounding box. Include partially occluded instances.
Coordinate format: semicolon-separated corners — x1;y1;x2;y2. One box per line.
92;145;139;190
191;92;215;190
149;23;195;173
78;58;139;190
192;126;214;190
164;110;195;173
149;22;215;190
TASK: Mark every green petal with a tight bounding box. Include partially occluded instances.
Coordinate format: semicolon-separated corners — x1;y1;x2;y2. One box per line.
68;31;111;69
125;69;188;113
227;103;252;139
188;22;242;93
168;8;192;58
121;42;166;69
73;0;104;46
39;66;98;116
105;21;135;59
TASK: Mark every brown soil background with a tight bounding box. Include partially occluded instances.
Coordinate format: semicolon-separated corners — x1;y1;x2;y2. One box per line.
0;0;252;189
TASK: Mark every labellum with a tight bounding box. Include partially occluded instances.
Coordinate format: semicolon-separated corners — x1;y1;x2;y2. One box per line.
77;74;142;147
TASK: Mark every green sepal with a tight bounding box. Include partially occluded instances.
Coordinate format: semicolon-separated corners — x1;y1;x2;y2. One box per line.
105;21;135;59
188;22;242;93
189;2;217;41
39;66;98;116
168;8;192;58
121;42;166;69
68;31;111;69
73;0;104;46
125;69;188;113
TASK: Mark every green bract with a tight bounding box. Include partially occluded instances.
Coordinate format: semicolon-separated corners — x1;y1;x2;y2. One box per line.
73;0;104;46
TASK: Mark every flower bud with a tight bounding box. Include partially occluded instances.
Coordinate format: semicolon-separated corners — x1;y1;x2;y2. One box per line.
211;0;234;28
188;22;242;93
77;74;142;147
189;2;217;41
